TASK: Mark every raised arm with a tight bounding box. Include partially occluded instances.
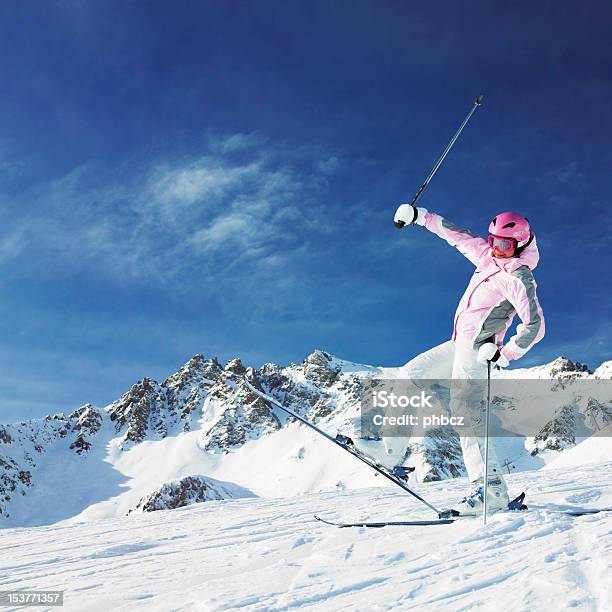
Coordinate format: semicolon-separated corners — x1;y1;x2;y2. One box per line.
394;204;489;266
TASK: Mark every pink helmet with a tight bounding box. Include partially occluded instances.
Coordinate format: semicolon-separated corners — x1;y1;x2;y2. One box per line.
488;212;531;243
488;212;532;256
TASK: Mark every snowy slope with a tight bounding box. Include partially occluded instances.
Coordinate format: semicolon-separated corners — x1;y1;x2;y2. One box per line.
543;426;612;470
2;460;611;611
0;350;609;528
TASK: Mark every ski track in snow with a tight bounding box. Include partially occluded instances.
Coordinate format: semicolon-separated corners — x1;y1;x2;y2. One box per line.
1;460;611;611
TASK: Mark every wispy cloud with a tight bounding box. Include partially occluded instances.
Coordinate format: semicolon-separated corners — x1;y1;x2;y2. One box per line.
147;160;262;211
0;226;26;265
0;134;340;302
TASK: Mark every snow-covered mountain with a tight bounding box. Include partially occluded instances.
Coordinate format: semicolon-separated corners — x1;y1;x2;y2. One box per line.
0;350;610;528
127;475;254;514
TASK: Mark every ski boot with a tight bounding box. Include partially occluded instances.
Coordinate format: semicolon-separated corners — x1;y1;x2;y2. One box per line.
391;465;416;482
454;475;509;516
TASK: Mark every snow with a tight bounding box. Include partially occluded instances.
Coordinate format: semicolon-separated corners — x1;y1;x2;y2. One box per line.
2;460;610;611
0;416;387;528
543;426;612;470
593;361;612;379
2;351;610;529
1;350;611;609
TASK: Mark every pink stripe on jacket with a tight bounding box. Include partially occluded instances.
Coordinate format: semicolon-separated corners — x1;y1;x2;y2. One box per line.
422;211;545;362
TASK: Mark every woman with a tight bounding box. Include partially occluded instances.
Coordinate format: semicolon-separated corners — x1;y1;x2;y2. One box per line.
392;203;545;515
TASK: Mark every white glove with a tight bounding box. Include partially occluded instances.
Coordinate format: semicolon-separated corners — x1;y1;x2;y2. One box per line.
477;343;509;368
394;204;427;227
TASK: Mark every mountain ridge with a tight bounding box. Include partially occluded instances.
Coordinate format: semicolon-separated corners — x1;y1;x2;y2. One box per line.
1;350;610;527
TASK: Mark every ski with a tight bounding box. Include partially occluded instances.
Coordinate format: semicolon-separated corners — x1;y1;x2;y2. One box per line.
314;506;611;529
236;375;454;519
507;493;611;517
315;494;525;529
314;515;455;528
547;507;612;517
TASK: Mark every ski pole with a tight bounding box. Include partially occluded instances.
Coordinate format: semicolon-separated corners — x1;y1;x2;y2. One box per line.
236;374;449;518
395;96;483;229
483;361;491;525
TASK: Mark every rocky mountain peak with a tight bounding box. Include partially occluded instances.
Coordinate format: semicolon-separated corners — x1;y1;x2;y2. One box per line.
127;475;241;514
224;358;246;376
549;357;590;375
301;350;339;386
304;350;334;367
108;378;164;444
69;403;101;425
259;362;282;376
111;378;160;412
530;404;577;455
0;426;13;444
66;404;104;455
164;354;223;391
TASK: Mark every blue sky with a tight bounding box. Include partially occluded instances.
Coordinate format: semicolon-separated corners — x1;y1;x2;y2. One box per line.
1;1;610;422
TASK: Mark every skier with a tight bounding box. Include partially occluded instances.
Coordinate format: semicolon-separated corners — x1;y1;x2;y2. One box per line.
392;204;545;515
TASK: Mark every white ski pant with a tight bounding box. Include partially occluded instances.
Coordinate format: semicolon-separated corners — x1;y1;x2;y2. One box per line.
394;340;503;484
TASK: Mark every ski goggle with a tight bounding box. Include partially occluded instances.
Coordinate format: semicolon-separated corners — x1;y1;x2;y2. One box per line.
487;233;517;255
